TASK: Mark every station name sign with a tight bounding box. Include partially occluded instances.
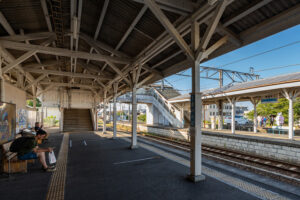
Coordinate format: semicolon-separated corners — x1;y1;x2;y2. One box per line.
261;98;278;104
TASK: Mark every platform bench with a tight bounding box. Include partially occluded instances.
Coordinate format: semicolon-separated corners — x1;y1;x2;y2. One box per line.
1;141;28;173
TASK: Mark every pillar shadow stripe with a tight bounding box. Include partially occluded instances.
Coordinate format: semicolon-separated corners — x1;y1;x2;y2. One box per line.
46;133;69;200
117;132;291;200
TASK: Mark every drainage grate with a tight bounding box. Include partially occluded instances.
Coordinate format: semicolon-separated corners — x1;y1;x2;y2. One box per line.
46;133;69;200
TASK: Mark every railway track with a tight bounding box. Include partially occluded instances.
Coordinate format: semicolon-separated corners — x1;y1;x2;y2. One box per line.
134;133;300;186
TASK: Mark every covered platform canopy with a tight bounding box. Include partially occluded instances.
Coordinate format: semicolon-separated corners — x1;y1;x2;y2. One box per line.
169;72;300;139
0;0;298;98
0;0;299;182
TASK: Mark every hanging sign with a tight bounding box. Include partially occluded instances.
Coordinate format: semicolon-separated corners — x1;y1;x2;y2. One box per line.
261;98;278;104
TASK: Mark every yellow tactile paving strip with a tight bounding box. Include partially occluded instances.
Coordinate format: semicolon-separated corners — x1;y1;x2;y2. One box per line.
46;133;69;200
108;131;292;200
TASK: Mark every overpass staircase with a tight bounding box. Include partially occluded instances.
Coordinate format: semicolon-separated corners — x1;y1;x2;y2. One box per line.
117;86;186;128
63;109;93;132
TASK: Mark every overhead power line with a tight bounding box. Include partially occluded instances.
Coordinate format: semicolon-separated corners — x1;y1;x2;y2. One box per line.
218;40;300;68
254;63;300;72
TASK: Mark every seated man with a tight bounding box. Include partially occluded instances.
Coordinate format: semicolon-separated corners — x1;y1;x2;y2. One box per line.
34;122;43;132
12;131;56;172
34;122;48;143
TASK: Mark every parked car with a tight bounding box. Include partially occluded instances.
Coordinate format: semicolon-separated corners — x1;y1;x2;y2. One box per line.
224;116;249;125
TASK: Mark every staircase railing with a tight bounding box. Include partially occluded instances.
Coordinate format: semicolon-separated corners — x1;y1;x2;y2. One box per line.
117;88;184;127
150;88;181;119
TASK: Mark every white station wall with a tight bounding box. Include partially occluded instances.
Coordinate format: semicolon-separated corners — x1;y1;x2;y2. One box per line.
42;89;98;109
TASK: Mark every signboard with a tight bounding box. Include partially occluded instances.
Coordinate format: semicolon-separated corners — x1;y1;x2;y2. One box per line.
17;109;28;133
0;102;16;145
261;98;278;104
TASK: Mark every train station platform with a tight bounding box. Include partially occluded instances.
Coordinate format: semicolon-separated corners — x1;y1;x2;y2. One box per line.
0;129;298;200
202;128;300;141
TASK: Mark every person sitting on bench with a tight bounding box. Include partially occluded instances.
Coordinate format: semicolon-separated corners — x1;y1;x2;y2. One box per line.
34;122;43;132
10;130;56;172
34;122;48;143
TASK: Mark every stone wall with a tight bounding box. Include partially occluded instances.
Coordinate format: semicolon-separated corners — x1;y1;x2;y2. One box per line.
117;122;300;164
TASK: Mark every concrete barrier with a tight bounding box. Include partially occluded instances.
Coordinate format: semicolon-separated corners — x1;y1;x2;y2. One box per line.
117;122;300;165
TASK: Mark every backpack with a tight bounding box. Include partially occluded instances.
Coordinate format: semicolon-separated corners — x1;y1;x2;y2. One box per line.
9;137;35;153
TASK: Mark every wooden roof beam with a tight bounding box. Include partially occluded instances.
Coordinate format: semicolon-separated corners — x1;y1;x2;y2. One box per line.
0;40;133;64
132;0;195;15
24;68;112;80
86;0;110;64
145;0;194;60
0;32;56;42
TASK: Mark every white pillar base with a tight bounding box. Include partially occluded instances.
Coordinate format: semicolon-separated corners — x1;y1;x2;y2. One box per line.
130;145;138;149
187;174;206;182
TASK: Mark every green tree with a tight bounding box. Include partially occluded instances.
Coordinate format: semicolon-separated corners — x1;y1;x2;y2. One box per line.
246;98;300;124
138;114;146;122
27;98;42;107
117;111;125;116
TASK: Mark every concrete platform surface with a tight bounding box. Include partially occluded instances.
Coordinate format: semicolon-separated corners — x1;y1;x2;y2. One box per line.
1;130;297;200
65;132;259;200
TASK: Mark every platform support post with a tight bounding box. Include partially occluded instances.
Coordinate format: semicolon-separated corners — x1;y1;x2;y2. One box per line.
59;107;64;132
113;82;118;139
146;104;154;125
131;85;138;149
103;90;107;134
188;59;205;182
130;64;142;149
217;100;223;130
0;57;4;102
59;87;64;132
288;98;294;140
253;103;257;133
227;97;239;134
250;97;260;133
282;89;300;140
231;101;236;134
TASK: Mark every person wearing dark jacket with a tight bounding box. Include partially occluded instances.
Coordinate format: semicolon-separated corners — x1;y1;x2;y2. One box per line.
13;130;55;172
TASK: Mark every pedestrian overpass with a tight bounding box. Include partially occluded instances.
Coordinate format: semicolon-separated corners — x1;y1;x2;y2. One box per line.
117;85;186;128
0;0;299;185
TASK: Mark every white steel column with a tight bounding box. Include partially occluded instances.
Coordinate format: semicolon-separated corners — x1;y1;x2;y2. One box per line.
33;97;37;109
189;59;205;182
0;57;4;102
217;101;223;130
109;101;112;121
60;108;64;132
146;104;154;125
227;97;239;134
94;108;98;131
288;98;294;140
131;85;138;149
113;82;118;139
253;103;257;133
250;98;259;133
231;101;236;134
188;18;205;182
103;90;107;134
282;89;299;140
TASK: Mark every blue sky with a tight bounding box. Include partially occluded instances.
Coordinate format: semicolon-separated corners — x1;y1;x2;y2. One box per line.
164;24;300;95
163;25;300;109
